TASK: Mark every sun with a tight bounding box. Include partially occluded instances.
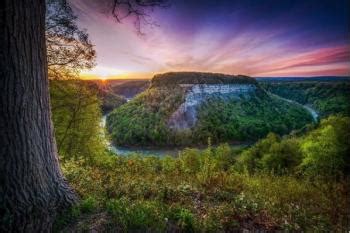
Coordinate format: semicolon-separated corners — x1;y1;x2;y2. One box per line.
81;66;126;80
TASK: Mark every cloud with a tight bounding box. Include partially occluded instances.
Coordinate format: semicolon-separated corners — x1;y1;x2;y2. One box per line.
69;0;350;78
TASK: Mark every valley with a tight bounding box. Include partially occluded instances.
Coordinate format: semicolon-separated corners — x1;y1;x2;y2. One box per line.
49;74;350;232
106;72;313;147
95;73;350;159
96;72;334;156
101;108;249;157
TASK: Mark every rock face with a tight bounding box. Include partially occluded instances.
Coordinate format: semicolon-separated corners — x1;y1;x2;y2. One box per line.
168;84;257;130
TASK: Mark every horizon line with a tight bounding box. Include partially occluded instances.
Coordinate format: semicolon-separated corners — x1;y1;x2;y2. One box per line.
81;75;350;81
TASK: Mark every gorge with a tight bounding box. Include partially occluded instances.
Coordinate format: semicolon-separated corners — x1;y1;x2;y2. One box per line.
168;84;257;130
106;72;314;148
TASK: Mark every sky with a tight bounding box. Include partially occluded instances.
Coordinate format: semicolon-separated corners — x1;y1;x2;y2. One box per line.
69;0;350;79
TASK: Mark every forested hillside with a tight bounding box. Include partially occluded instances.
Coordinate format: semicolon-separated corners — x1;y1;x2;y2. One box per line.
87;81;127;114
150;72;257;86
110;80;149;99
261;81;350;117
107;72;313;146
89;79;149;99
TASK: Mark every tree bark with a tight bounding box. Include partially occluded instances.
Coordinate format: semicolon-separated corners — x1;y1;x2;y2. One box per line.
0;0;77;232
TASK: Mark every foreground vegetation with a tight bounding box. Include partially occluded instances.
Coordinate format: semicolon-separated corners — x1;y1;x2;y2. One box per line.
50;77;349;232
54;109;350;231
50;80;105;161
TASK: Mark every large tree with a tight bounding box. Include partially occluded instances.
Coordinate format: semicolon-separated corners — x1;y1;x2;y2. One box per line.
46;0;96;80
0;1;77;231
0;0;166;231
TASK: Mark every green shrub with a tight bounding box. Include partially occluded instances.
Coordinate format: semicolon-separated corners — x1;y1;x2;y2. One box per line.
179;148;202;173
79;196;98;214
300;115;350;178
168;206;196;232
107;198;167;232
243;175;338;231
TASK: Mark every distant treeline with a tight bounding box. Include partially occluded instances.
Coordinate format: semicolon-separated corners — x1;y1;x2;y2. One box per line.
151;72;257;87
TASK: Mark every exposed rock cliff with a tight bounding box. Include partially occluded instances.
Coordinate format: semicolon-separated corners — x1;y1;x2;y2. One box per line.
168;84;257;129
107;72;313;146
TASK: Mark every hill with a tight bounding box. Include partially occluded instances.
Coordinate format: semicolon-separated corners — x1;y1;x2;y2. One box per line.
86;81;127;113
110;80;149;99
88;79;149;98
107;72;313;146
260;80;350;117
151;72;256;87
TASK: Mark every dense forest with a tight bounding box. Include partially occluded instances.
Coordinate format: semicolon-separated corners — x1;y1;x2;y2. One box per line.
106;74;313;146
150;72;257;86
261;81;350;117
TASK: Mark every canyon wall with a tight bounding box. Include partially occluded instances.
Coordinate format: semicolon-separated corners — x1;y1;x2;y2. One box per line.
168;84;257;130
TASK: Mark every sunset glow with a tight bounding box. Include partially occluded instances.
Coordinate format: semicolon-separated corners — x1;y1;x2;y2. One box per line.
70;0;350;79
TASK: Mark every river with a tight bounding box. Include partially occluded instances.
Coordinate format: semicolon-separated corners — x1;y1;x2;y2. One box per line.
271;94;319;122
101;97;319;156
100;115;247;157
303;105;319;122
101;115;181;156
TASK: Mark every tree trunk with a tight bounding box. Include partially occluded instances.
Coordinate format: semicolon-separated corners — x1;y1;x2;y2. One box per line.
0;0;77;232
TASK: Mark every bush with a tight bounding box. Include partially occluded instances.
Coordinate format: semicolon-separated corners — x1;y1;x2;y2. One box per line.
107;198;167;232
80;196;98;214
300;115;350;178
168;206;196;232
235;116;350;178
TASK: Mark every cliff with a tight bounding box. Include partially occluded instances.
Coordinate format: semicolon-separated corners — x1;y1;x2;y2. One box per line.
107;72;313;146
168;84;257;129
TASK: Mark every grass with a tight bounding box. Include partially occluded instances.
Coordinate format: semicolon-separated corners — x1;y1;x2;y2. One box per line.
55;144;350;232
